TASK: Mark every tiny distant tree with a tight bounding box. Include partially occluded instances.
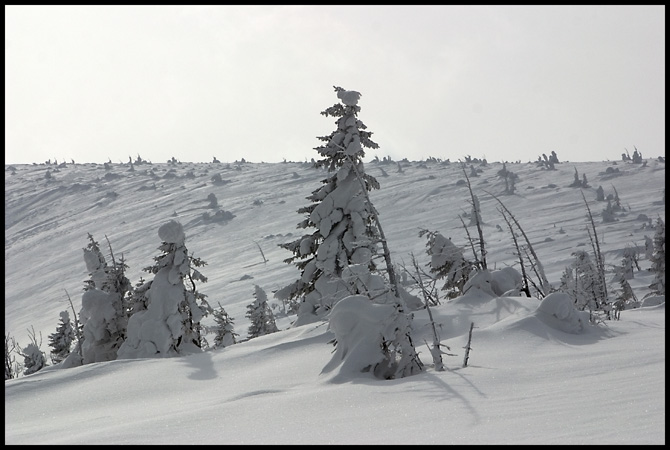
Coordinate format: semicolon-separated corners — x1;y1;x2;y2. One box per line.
648;217;665;295
596;186;605;201
504;171;517;194
569;167;582;187
119;220;213;359
601;199;616;223
246;285;279;339
48;310;76;364
207;193;218;208
538;153;555;170
611;186;624;211
212;302;238;348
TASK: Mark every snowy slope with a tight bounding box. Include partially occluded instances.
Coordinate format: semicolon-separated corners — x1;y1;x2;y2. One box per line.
4;157;665;444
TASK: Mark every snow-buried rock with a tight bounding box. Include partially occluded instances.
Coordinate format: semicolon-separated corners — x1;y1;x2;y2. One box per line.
158;220;185;244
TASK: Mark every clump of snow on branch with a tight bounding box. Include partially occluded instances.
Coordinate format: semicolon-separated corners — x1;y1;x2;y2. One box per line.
336;89;361;106
158;220;185;244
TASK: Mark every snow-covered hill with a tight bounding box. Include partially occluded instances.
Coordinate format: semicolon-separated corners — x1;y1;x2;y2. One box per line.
4;157;665;444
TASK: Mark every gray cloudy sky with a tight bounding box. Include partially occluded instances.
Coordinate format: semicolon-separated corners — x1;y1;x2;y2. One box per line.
5;5;665;164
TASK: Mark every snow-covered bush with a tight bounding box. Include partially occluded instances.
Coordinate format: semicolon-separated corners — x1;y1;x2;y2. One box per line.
118;220;213;359
420;229;473;299
17;327;47;376
322;295;422;381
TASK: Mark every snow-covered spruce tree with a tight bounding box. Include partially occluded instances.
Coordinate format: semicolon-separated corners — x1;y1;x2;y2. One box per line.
246;285;279;339
118;220;213;359
419;229;473;300
601;199;617;223
212;302;238;348
279;86;422;380
274;86;384;325
48;310;76;364
648;217;665;295
78;234;130;364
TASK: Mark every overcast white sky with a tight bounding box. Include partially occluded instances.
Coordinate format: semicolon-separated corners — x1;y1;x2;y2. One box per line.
5;5;665;164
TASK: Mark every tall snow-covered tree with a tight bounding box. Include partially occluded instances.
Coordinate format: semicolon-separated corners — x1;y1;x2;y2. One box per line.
118;220;213;359
648;217;665;295
276;86;423;379
78;234;130;364
246;285;279;339
275;86;383;325
48;310;76;364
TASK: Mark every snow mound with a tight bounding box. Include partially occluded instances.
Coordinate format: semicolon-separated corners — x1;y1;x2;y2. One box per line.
321;295;395;381
534;292;591;334
158;220;185;244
